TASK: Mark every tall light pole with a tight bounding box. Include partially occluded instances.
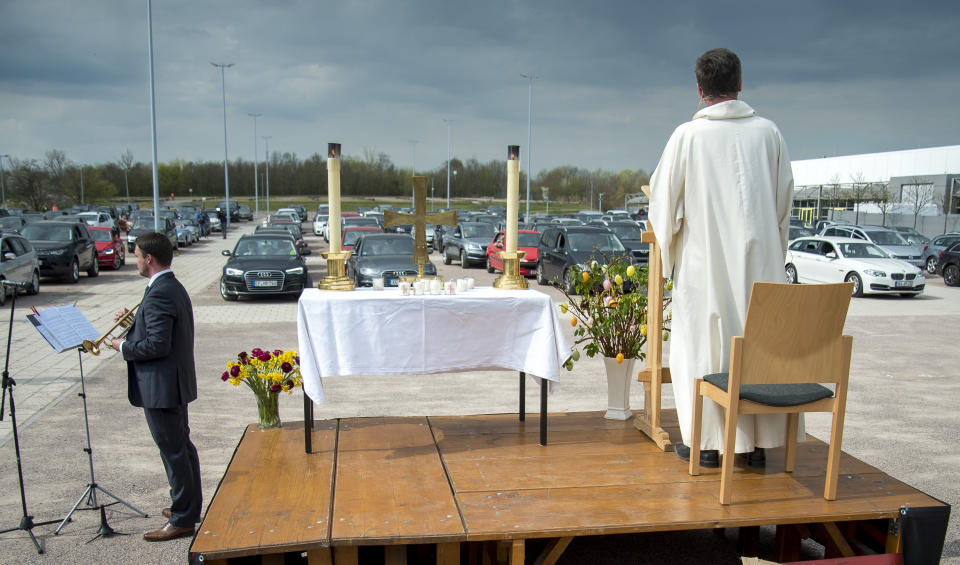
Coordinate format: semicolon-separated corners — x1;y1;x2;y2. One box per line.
408;139;418;208
211;61;234;231
249;113;261;220
443;118;453;208
79;166;84;204
147;0;161;231
262;135;272;215
0;154;8;209
521;73;537;222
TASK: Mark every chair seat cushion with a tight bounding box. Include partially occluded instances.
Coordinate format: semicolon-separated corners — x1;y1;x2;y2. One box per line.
703;373;834;406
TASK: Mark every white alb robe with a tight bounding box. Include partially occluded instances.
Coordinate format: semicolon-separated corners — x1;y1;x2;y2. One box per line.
648;100;797;453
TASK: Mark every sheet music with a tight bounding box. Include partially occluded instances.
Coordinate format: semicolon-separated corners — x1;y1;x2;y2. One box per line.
27;306;101;353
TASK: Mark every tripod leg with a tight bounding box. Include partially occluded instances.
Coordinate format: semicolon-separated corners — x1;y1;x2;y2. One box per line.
95;484;148;518
55;484;94;535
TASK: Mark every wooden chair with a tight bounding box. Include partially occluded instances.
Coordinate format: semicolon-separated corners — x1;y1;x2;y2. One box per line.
689;282;854;505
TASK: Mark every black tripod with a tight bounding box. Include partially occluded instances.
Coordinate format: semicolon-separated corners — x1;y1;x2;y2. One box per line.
0;280;59;553
54;345;147;540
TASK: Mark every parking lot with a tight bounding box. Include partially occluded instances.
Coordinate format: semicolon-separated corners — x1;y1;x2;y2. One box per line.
0;220;958;563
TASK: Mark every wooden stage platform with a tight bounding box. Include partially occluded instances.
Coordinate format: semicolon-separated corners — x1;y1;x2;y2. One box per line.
190;411;946;564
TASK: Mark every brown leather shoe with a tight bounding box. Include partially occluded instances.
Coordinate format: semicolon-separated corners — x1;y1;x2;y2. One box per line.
162;508;171;519
143;522;194;542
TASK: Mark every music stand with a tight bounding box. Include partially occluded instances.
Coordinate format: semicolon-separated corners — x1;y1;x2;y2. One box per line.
54;347;148;540
0;282;59;553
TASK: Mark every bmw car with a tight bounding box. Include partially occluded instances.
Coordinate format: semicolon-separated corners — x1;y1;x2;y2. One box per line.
346;233;436;287
785;236;924;298
219;234;309;301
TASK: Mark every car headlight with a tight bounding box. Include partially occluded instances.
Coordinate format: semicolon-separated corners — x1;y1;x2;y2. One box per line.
285;266;304;274
104;249;114;254
225;267;244;276
359;267;378;275
127;235;137;242
466;242;482;251
915;273;925;282
46;247;68;256
863;269;886;277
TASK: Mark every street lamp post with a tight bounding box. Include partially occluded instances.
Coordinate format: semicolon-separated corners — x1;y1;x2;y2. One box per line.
408;139;418;208
0;154;9;209
521;73;537;222
443;118;453;208
262;136;272;215
249;113;261;221
211;61;234;232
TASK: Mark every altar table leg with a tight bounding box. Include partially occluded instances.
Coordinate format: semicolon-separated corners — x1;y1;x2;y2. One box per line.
540;378;548;446
519;372;525;421
304;393;314;454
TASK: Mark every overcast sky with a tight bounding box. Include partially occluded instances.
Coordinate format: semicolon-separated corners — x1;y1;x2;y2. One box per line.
2;0;959;176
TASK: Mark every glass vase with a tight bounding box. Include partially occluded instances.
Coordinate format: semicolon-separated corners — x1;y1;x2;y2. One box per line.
256;391;281;429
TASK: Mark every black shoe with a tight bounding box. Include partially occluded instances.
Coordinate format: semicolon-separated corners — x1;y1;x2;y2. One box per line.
738;447;766;467
674;443;720;468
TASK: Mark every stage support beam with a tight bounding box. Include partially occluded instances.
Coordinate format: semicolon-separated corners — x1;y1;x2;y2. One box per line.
533;536;573;565
307;547;333;565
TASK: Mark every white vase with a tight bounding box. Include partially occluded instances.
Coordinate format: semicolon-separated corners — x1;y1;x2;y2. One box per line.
603;356;636;420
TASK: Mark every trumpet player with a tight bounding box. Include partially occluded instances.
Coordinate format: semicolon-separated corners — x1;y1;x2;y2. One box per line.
109;232;202;542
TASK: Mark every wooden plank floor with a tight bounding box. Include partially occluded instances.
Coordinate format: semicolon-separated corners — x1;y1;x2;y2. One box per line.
190;411;946;560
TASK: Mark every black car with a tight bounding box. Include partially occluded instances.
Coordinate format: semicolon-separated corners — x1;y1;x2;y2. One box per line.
256;224;311;254
441;222;496;268
20;220;99;282
345;234;436;287
940;242;960;287
536;226;632;293
219;234;309;301
0;216;28;234
126;216;179;252
238;205;254;221
606;221;649;263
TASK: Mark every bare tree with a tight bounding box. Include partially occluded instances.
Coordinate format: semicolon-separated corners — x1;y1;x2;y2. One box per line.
872;183;894;226
119;149;134;203
828;174;842;220
849;172;870;225
902;177;935;228
8;158;50;210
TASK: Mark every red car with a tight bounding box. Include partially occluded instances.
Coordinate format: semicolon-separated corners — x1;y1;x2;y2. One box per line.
342;226;383;252
89;226;126;270
485;229;540;276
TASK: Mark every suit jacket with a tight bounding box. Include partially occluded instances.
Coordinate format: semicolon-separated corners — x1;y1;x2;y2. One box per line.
123;272;198;409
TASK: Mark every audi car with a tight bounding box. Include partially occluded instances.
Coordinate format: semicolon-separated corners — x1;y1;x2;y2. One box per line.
219;234;309;301
346;233;436;287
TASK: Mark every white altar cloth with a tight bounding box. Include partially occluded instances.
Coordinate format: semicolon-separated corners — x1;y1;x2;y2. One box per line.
296;287;570;403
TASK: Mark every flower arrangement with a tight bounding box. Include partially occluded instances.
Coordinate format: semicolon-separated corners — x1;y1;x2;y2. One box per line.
559;255;671;369
222;348;303;429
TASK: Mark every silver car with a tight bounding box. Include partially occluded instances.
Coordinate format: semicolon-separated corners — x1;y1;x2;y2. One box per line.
921;233;960;274
820;225;924;269
0;233;41;305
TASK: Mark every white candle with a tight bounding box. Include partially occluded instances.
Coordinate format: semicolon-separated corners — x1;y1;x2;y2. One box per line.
456;279;467;293
372;277;384;290
465;276;475;290
505;146;520;253
327;144;342;253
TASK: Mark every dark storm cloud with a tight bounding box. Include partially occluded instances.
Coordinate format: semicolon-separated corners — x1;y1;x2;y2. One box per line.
1;0;958;174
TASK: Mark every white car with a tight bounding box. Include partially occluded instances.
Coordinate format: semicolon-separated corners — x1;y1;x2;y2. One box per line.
313;214;328;236
785;236;925;298
78;211;115;229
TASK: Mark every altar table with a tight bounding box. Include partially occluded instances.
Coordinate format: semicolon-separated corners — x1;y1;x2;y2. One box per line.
297;286;571;451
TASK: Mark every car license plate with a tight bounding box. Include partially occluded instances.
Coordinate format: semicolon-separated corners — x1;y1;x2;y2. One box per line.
253;280;278;288
386;279;398;286
894;280;911;288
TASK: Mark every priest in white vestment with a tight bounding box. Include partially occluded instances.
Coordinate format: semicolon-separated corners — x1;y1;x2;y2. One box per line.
648;48;797;461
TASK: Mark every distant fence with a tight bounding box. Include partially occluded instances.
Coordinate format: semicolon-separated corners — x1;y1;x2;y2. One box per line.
825;211;960;237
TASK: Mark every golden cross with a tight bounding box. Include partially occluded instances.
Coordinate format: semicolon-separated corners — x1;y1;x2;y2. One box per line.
384;176;457;274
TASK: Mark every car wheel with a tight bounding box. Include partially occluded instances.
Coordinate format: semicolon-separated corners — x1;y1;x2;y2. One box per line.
220;278;238;301
113;252;123;269
442;247;451;265
563;268;576;295
460;249;470;268
67;259;80;283
486;257;495;273
926;256;938;274
536;261;548;285
87;256;100;277
943;264;960;287
26;271;40;295
845;272;863;297
785;264;798;284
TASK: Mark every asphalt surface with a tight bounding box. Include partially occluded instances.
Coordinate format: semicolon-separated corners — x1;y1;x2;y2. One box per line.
0;220;957;564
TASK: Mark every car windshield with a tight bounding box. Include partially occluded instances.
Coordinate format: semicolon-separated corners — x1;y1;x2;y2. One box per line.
609;225;643;239
234;238;296;256
838;242;890;259
345;218;379;227
133;218;157;229
518;233;540;247
462;223;495;238
362;237;415;256
866;230;909;245
342;230;371;247
90;230;113;242
21;224;73;241
0;218;21;229
568;232;626;252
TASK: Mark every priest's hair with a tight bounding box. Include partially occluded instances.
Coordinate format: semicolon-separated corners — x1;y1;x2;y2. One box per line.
695;48;741;99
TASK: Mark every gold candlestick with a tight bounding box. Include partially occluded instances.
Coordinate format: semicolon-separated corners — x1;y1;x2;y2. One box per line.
318;143;355;291
494;145;528;290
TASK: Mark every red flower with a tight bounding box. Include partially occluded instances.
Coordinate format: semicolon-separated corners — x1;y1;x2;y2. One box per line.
281;362;293;373
221;371;229;381
238;351;248;359
258;352;271;362
273;349;283;357
230;365;241;377
285;379;294;388
294;355;300;364
269;384;282;393
251;348;263;356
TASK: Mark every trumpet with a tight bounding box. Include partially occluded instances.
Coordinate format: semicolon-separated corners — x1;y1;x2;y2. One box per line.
82;301;141;355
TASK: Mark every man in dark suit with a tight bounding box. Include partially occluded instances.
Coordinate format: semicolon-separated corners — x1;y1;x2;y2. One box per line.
110;231;201;542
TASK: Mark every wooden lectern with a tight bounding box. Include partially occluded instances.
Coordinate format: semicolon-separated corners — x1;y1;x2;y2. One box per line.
633;185;678;452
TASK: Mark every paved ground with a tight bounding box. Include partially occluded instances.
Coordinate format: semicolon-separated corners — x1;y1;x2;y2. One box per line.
0;221;957;564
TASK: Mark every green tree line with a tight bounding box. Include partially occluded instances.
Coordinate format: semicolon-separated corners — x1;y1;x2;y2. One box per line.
2;148;649;211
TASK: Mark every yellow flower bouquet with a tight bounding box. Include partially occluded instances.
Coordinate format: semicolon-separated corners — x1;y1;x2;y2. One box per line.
221;348;303;429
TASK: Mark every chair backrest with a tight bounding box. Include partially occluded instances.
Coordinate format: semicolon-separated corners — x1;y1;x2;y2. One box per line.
737;282;852;386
